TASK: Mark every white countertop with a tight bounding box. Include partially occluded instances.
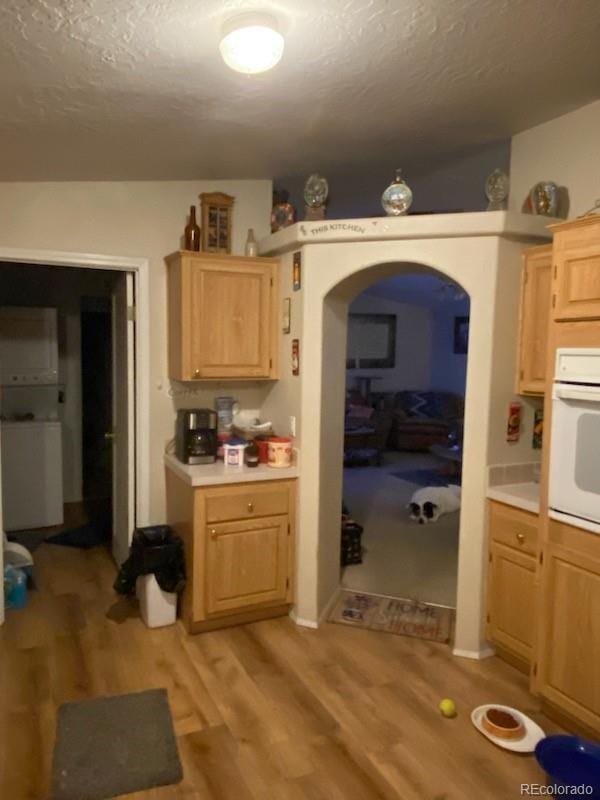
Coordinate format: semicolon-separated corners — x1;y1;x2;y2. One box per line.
164;453;299;487
487;482;540;515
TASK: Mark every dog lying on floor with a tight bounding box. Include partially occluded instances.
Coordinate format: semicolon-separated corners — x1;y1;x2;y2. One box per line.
408;485;461;524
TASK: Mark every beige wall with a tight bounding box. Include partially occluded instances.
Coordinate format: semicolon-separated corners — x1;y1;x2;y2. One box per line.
510;100;600;218
0;180;272;521
261;250;303;444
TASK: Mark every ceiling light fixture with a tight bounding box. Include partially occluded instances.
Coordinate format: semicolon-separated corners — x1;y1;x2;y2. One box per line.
219;12;284;75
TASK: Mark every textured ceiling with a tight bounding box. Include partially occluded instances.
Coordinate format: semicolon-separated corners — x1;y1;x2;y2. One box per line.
0;0;598;180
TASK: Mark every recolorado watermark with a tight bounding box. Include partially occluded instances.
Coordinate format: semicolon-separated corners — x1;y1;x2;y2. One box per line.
521;785;593;796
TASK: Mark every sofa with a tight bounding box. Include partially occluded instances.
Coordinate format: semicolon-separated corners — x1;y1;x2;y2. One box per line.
373;390;464;452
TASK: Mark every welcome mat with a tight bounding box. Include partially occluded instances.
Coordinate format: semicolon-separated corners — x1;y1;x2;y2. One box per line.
51;688;182;800
329;590;454;643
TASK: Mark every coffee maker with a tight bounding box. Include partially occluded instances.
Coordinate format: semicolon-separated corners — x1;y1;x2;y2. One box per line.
175;409;218;464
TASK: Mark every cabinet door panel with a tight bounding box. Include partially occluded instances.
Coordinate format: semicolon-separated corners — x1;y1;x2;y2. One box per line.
518;245;552;394
190;261;272;378
206;515;289;615
538;543;600;731
488;542;536;662
554;220;600;321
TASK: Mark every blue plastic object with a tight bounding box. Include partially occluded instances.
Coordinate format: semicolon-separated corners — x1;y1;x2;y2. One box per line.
536;736;600;798
4;565;27;609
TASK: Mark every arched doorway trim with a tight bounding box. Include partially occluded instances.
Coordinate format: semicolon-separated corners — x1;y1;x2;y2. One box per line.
262;218;549;657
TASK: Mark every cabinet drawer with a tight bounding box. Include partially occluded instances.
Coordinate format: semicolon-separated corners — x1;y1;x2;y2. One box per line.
489;500;538;555
206;484;289;523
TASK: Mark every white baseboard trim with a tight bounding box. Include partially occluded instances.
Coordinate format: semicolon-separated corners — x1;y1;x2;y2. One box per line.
290;585;341;630
289;612;319;629
452;645;496;660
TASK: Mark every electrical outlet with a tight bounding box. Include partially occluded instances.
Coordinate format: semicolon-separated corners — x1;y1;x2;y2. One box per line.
289;415;296;437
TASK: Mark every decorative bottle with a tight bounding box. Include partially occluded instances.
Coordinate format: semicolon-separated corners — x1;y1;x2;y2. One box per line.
245;228;258;257
184;205;201;251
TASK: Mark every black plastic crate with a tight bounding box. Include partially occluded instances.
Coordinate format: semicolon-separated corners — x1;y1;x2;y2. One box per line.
341;520;363;566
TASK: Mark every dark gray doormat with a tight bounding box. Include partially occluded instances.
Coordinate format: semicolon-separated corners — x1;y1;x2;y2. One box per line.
51;688;183;800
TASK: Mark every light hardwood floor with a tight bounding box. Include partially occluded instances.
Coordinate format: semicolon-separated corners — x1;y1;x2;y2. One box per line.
0;544;560;799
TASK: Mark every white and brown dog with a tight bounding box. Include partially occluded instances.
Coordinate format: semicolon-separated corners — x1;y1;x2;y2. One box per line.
408;485;461;524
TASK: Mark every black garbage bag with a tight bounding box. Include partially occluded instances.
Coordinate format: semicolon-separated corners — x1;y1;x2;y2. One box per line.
114;525;186;596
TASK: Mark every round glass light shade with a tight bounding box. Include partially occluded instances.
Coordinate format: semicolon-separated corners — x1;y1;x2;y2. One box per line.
220;14;284;74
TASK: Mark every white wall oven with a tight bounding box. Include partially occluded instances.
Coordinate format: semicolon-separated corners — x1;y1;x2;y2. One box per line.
549;348;600;535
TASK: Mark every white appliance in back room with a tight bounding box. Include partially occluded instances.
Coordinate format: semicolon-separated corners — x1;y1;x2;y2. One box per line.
0;306;64;530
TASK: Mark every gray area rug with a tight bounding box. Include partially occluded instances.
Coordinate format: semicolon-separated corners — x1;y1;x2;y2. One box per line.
52;688;183;800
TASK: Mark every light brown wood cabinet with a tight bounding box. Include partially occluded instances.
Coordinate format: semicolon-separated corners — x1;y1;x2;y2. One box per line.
551;215;600;322
536;519;600;735
166;470;295;633
487;501;539;669
166;251;279;380
517;244;552;394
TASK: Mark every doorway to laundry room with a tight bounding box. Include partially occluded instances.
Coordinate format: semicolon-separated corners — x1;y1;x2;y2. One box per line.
0;261;136;604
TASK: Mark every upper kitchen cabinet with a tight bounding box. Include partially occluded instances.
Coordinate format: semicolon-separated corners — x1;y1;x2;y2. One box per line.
166;252;279;380
551;215;600;322
517;244;552;394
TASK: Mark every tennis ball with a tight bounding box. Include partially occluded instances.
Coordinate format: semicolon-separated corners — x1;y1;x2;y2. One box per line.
439;698;457;718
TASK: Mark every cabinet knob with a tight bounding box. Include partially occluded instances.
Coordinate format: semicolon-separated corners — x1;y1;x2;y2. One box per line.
247;502;254;512
210;528;217;540
194;369;201;378
516;532;525;543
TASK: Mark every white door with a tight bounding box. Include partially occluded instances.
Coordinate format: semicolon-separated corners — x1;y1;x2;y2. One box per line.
111;272;136;564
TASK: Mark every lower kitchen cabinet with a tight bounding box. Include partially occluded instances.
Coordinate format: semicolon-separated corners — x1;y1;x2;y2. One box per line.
536;527;600;735
166;470;295;633
205;515;290;616
487;501;539;670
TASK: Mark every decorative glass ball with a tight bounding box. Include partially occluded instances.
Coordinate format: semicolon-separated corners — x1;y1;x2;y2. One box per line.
304;173;329;208
381;169;413;216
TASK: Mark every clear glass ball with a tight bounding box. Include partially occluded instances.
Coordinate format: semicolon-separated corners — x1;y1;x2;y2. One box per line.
304;173;329;208
381;170;413;216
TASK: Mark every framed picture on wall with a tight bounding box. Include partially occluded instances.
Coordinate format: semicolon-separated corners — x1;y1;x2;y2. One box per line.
346;313;396;369
454;316;469;354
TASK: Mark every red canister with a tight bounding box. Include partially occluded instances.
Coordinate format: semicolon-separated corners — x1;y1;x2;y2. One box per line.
256;439;270;464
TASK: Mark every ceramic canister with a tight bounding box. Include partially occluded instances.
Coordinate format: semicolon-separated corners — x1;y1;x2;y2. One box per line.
267;437;292;468
223;441;247;467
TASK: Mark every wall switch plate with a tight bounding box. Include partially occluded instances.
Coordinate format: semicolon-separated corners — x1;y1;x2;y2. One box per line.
289;415;296;437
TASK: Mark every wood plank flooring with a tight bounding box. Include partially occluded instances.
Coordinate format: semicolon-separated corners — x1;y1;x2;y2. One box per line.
0;544;561;799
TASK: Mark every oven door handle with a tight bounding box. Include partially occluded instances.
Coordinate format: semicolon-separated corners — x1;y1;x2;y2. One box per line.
554;384;600;403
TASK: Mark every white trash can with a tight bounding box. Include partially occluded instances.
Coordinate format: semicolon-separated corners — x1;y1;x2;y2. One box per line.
136;574;177;628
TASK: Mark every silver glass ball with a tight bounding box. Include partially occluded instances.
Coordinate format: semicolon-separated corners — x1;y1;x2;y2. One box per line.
381;169;413;216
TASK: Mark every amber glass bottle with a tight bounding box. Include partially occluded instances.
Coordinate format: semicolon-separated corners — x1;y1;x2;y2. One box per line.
184;206;201;251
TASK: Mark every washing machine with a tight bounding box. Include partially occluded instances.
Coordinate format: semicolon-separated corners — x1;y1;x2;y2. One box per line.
1;420;63;531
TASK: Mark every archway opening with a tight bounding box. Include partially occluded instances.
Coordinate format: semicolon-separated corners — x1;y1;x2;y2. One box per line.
319;261;471;638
